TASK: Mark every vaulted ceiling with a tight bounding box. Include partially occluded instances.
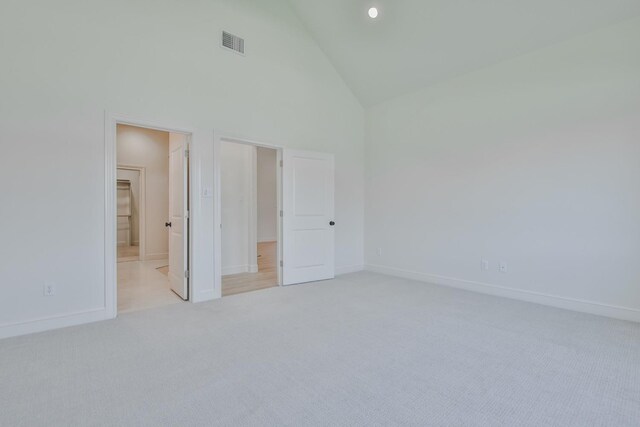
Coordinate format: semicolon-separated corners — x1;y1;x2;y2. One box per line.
288;0;640;106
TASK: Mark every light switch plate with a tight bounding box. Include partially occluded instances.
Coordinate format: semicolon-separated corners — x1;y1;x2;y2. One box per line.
202;187;213;198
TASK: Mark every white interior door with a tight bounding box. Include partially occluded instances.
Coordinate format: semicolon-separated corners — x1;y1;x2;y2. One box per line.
168;133;188;299
282;150;335;285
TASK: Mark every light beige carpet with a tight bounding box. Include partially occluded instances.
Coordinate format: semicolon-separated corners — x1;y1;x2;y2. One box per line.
1;272;639;426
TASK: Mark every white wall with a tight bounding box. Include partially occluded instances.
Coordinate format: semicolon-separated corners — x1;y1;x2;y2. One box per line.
221;142;254;275
365;17;640;320
0;0;364;338
257;147;278;243
117;125;169;260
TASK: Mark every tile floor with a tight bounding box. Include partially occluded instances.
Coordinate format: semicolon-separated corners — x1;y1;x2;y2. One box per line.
117;259;183;313
117;245;140;263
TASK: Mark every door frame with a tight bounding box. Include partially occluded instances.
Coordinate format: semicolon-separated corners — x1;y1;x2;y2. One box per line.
116;165;146;261
214;134;283;298
105;112;194;318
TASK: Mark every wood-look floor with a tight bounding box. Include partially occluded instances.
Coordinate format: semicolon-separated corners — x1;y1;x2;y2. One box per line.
222;241;278;297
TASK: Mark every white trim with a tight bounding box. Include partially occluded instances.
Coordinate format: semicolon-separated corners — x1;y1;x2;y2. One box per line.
117;165;146;261
217;132;283;151
105;112;196;319
248;146;258;276
213;132;223;300
108;112;194;135
105;113;117;319
0;308;108;340
276;149;283;288
365;264;640;323
336;264;364;275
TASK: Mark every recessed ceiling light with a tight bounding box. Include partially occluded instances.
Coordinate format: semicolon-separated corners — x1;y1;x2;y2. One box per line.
368;7;379;19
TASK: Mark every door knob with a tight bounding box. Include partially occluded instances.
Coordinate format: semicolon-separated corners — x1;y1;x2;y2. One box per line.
165;222;172;228
329;221;335;226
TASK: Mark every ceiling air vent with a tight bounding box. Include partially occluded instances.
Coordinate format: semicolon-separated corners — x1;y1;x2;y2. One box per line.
222;31;245;55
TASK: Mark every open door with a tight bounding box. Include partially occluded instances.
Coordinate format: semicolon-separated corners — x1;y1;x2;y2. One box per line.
282;150;335;285
168;133;189;299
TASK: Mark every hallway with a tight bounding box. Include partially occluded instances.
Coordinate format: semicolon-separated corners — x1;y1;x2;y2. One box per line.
118;260;183;313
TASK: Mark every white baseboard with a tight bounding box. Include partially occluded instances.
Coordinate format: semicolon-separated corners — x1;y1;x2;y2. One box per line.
0;308;110;340
249;264;259;273
336;264;365;275
145;253;169;261
365;264;640;323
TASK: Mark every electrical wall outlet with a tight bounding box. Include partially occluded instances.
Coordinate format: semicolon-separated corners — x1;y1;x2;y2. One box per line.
499;262;508;273
481;259;490;271
376;248;382;256
44;282;56;296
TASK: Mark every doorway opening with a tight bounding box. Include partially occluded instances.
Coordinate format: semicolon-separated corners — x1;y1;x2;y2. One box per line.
220;141;281;296
117;166;144;262
115;123;190;313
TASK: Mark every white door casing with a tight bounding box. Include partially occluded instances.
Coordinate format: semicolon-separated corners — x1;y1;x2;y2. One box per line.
169;133;189;299
282;150;335;285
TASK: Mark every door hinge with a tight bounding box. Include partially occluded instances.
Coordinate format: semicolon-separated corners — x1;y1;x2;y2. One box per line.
185;270;190;279
280;260;283;267
186;210;190;219
279;160;283;167
185;149;190;158
280;210;283;218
